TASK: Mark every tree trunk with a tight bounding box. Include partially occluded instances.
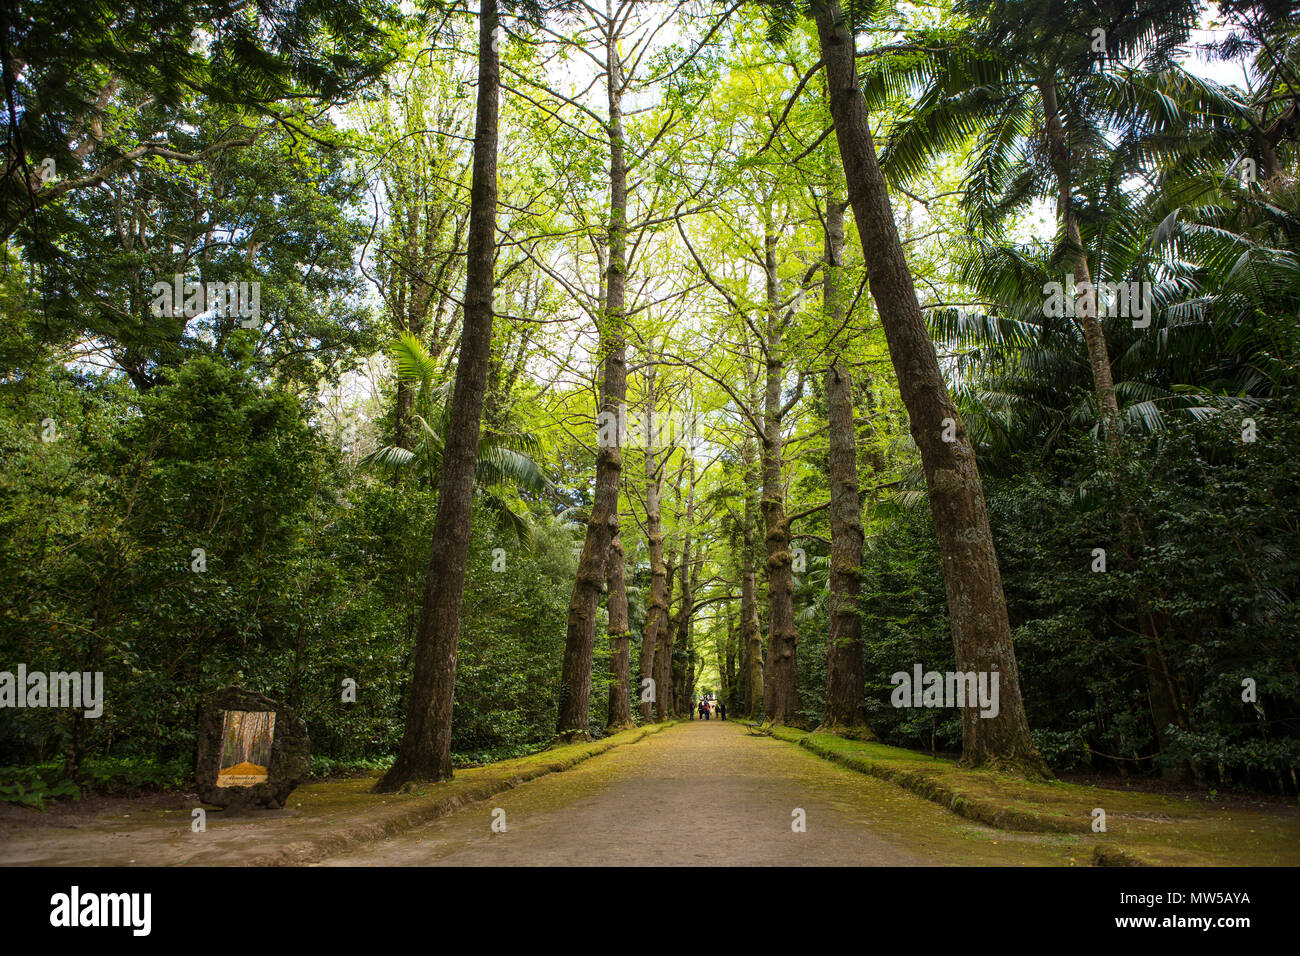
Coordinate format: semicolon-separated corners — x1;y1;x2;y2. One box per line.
395;378;416;454
654;551;677;721
671;595;687;715
725;610;738;712
740;429;763;717
1040;78;1122;451
679;552;701;716
760;232;799;724
638;392;667;721
375;0;500;790
813;0;1047;776
821;198;872;733
556;22;629;735
674;459;696;715
682;601;697;714
606;529;633;729
735;598;748;711
823;358;873;732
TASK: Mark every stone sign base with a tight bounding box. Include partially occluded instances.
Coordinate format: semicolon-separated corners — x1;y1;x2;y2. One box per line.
196;686;309;809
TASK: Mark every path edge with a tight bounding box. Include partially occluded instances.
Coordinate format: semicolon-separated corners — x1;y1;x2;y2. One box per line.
770;727;1161;864
250;721;676;866
770;727;1095;835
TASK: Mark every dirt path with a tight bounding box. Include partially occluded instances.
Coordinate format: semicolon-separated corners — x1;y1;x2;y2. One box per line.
323;719;1083;866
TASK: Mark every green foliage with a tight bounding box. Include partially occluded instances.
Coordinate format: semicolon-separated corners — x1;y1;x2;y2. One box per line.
854;412;1300;785
362;331;549;543
0;757;191;808
3;0;404;245
2;0;1298;804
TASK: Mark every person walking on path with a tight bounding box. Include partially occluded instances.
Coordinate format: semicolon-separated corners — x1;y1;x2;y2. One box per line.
718;700;727;720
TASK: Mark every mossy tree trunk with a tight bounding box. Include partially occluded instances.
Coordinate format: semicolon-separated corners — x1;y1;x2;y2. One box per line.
654;550;677;721
759;230;801;725
821;196;872;734
556;15;629;735
740;422;764;717
376;0;500;790
606;528;633;729
813;0;1048;776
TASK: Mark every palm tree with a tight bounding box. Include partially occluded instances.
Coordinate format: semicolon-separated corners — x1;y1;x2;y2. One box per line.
364;330;549;545
913;51;1299;772
863;0;1224;451
927;116;1297;462
859;0;1296;774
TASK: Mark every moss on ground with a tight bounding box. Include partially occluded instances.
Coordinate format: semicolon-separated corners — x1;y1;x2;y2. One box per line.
770;727;1300;865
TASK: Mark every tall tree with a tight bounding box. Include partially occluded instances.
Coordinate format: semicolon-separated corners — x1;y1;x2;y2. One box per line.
739;378;764;717
555;0;632;735
638;378;670;721
376;0;501;790
821;195;872;733
809;0;1047;775
758;229;804;724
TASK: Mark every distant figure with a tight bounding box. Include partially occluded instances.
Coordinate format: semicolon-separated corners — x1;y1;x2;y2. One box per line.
718;701;727;720
697;699;706;720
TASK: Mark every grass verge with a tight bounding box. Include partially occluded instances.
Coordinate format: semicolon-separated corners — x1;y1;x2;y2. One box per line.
767;727;1300;866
